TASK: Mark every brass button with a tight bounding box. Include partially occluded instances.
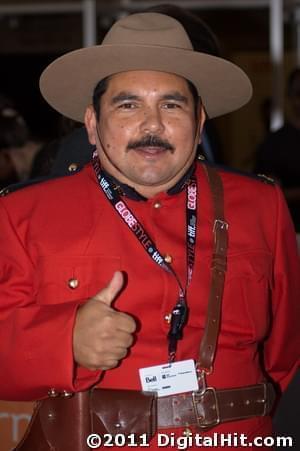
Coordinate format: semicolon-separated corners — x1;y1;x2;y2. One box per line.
61;390;74;398
164;313;172;324
183;428;193;436
48;388;59;398
164;254;173;264
0;187;10;197
68;163;78;172
153;201;161;209
68;278;79;289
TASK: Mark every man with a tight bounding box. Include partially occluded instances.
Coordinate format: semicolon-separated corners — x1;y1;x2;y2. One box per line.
0;12;299;451
256;68;300;233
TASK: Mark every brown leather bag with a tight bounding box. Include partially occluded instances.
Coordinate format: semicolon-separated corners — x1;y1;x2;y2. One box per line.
15;389;157;451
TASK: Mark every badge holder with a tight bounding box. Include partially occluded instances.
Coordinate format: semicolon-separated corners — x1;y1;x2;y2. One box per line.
139;164;228;426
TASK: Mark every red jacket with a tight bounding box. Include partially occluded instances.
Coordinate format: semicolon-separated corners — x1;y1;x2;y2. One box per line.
0;162;299;446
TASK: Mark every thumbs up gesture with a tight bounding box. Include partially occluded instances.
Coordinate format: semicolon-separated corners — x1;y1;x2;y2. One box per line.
73;271;136;370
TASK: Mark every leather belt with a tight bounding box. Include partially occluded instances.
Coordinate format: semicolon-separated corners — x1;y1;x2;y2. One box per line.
157;382;276;430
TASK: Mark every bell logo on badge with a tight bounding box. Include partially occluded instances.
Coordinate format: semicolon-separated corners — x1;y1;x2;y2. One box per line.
139;359;198;397
145;376;157;383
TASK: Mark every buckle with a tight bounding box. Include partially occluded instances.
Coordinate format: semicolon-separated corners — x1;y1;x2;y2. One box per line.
213;219;229;232
192;387;220;430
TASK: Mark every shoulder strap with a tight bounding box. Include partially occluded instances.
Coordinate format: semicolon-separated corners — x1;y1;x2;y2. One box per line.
198;164;228;374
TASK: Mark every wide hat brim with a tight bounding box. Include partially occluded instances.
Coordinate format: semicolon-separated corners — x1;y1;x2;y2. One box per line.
40;44;252;122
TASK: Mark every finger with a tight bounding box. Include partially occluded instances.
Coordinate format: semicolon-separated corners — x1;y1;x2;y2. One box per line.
94;271;124;307
100;360;119;370
105;329;135;348
115;312;137;334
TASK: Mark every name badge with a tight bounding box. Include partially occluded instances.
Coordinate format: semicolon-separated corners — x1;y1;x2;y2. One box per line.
139;359;198;397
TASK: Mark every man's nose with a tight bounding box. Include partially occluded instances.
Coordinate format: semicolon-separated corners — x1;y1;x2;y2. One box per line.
140;106;165;134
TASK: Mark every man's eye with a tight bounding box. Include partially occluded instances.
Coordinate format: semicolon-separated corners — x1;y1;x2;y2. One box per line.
162;103;181;109
119;103;137;109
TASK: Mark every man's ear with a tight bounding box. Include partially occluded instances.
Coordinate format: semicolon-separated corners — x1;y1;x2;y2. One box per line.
84;105;97;145
199;105;206;134
194;103;206;146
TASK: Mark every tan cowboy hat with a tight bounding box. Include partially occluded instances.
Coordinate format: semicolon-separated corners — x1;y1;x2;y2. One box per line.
40;12;252;122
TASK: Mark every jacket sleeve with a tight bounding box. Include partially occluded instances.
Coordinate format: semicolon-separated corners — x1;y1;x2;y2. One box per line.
264;185;300;393
0;200;101;401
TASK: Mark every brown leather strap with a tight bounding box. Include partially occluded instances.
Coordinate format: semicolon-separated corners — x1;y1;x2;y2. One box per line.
157;382;275;430
199;164;228;372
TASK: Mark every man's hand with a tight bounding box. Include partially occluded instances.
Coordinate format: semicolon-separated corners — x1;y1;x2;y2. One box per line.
73;271;136;370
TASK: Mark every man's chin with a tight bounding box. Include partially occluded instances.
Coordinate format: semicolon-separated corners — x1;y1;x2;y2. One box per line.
128;171;177;188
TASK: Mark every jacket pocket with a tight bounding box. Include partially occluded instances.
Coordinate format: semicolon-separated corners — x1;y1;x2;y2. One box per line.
221;250;273;341
35;255;121;305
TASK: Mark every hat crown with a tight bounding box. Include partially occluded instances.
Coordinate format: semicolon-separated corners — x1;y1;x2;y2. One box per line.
40;12;252;122
102;13;193;51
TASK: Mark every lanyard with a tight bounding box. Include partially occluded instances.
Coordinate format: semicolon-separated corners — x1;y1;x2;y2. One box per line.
92;153;198;362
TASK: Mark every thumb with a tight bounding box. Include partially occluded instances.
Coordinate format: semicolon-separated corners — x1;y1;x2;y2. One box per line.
95;271;124;307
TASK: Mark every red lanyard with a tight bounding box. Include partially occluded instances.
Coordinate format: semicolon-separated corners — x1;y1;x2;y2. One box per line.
92;152;198;362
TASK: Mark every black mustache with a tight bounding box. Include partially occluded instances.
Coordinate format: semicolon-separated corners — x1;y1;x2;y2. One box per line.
127;135;174;151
